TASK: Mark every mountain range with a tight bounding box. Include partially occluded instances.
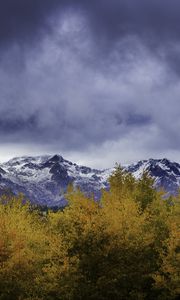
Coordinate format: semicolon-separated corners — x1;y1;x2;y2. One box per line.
0;155;179;207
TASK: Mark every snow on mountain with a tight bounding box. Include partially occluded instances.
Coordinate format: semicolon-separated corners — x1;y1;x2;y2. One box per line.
0;155;112;207
0;155;179;207
125;158;180;195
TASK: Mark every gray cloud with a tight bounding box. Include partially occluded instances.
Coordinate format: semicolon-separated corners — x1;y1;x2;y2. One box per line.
1;1;180;41
0;1;180;167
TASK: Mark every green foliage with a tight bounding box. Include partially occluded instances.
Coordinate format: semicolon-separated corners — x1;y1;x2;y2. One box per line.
135;171;157;210
0;167;179;300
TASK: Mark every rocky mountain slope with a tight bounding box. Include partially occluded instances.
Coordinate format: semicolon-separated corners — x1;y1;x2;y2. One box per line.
0;155;179;207
0;155;111;207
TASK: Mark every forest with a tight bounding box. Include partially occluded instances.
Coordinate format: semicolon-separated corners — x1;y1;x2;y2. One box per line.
0;167;179;300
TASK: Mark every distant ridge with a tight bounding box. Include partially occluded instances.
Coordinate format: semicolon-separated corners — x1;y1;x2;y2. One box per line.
0;155;179;206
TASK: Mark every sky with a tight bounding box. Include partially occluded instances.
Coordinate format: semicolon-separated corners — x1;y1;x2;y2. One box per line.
1;0;180;168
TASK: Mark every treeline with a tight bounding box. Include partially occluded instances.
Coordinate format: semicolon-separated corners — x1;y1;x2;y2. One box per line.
0;167;179;300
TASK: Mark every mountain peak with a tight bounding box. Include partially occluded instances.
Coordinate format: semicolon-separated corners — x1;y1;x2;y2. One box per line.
48;154;64;163
0;155;180;207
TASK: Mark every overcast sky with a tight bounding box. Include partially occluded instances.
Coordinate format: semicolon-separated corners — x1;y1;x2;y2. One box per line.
1;0;180;168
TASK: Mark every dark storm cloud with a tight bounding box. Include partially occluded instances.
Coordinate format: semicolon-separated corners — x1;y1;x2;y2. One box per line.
84;0;180;42
1;0;180;166
78;0;180;73
1;0;180;72
0;115;37;133
1;0;180;48
0;0;61;47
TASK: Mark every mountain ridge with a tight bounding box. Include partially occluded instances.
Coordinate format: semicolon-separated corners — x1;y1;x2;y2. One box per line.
0;155;179;206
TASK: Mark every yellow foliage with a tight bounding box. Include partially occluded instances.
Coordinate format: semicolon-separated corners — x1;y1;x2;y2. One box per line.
0;167;179;300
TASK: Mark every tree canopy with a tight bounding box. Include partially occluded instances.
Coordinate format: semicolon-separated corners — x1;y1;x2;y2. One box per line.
0;167;179;300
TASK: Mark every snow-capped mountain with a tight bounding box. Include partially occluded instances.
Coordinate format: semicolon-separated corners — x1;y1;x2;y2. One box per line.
126;158;180;196
0;155;179;207
0;155;111;207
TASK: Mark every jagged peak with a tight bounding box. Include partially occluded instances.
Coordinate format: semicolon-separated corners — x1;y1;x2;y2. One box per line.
0;154;180;208
47;154;64;163
5;155;51;164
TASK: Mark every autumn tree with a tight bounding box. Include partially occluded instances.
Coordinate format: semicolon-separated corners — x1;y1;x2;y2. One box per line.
0;167;179;300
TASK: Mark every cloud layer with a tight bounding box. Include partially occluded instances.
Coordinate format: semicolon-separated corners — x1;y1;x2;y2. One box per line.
0;1;180;167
